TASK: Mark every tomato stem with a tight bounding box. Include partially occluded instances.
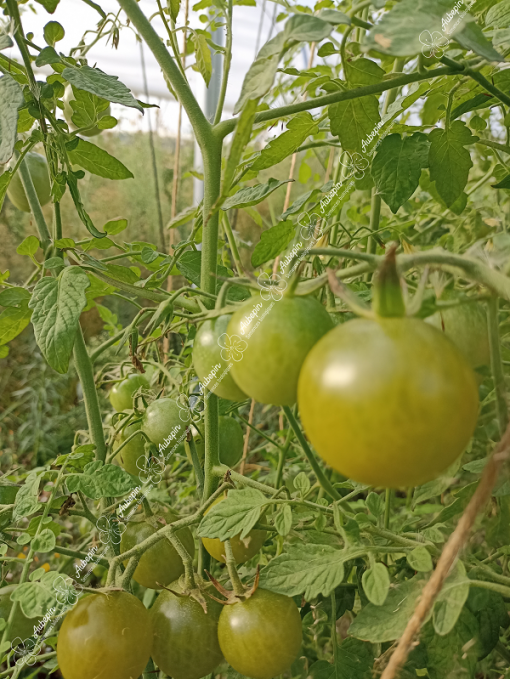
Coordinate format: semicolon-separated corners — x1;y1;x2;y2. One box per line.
223;539;246;597
372;245;406;318
487;297;508;436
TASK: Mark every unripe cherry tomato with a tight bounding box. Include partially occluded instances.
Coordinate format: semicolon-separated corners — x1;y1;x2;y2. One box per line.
298;317;479;488
201;497;266;564
193;314;247;401
150;584;224;679
119;515;195;590
56;591;152;679
142;397;190;452
218;588;302;679
109;373;150;412
194;416;244;468
7;152;51;213
227;294;333;405
114;421;146;476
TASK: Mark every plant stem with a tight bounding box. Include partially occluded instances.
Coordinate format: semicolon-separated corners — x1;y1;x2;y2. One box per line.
384;489;392;530
16;154;51;249
224;539;245;596
276;428;294;488
73;327;107;463
185;436;204;497
213;0;233;125
331;590;338;663
283;406;341;501
487;297;508;435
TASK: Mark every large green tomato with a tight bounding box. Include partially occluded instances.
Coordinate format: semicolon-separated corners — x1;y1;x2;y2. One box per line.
298;317;479;488
218;588;302;679
193;314;247;401
119;514;195;590
114;421;146;476
201;497;266;564
7;152;51;213
63;86;111;137
426;301;490;369
195;416;244;468
0;586;41;643
227;294;333;405
150;584;224;679
109;373;150;412
56;591;152;679
142;398;191;453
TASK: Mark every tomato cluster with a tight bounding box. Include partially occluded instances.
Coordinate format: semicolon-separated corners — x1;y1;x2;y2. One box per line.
57;585;302;679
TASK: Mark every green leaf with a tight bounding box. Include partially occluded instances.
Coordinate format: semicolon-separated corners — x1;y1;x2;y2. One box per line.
0;301;32;346
0;74;24;165
0;33;14;50
371;133;430;213
192;33;212;86
104;218;128;235
26;516;61;538
35;46;61;66
28;267;90;374
365;492;384;517
362;563;390;605
293;471;311;497
329;97;381;154
197;488;269;540
67;138;133;180
97;115;117;130
407;546;433;572
222;178;293;210
81;237;116;252
259;543;353;599
62;65;142;112
67;462;138;499
68;86;110;129
283;14;333;42
34;0;60;13
0;287;30;308
421;611;480;679
43;21;65;46
223;98;259;193
350;576;425;642
16;235;40;257
66;172;105;239
345;58;385;87
169;0;181;22
486;0;510;29
433;561;470;635
428;121;476;207
32;528;56;553
251;220;295;268
466;586;508;659
493;174;510;189
309;638;374;679
13;472;41;522
317;9;351;26
454;21;503;62
167;205;198;229
55;238;76;249
274;504;293;536
234;53;280;114
252;112;319;172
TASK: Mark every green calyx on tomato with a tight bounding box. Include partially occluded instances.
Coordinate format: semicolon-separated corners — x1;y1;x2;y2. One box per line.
217;588;302;679
56;591;152;679
7;152;51;213
227;293;333;406
150;582;224;679
201;496;266;564
109;372;150;412
194;416;244;468
193;314;248;401
372;244;406;318
142;397;191;452
119;512;195;590
298;315;479;488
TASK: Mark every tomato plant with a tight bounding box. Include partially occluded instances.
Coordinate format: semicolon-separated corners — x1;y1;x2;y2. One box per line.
120;514;195;589
109;373;150;412
56;591;153;679
142;397;191;448
217;588;302;679
150;585;224;679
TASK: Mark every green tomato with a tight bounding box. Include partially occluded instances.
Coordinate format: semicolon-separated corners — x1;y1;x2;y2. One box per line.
0;586;41;643
142;397;191;453
114;421;146;476
195;416;244;468
150;584;224;679
201;497;266;564
109;373;150;412
63;86;111;137
218;588;302;679
426;301;490;369
193;314;247;401
7;152;51;213
227;294;333;405
56;591;152;679
298;317;479;488
120;514;195;590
